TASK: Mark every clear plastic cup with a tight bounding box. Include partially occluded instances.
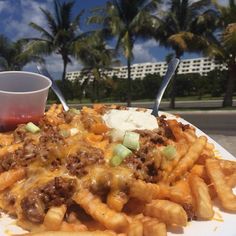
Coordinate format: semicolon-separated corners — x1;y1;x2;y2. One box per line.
0;71;52;132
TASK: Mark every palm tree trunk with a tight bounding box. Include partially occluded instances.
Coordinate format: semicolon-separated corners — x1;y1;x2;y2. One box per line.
97;70;101;102
223;63;236;107
127;57;132;107
92;78;96;102
62;55;68;81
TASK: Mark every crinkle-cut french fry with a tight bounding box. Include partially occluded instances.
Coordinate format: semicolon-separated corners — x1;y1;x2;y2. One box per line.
161;141;189;181
0;168;25;191
201;148;214;159
168;179;193;207
107;191;128;212
60;222;87;232
133;213;167;235
45;104;64;125
144;199;187;226
183;128;197;143
123;199;146;215
226;172;236;188
167;120;185;141
190;164;209;182
219;159;236;175
167;179;195;220
67;212;82;224
133;213;145;221
0;143;22;157
127;219;143;236
0;133;13;146
43;205;67;230
195;154;210;165
206;159;236;211
168;136;207;183
46;104;63;117
129;180;169;202
206;142;214;150
143;220;167;236
20;231;116;236
189;174;214;220
201;143;215;159
73;189;128;232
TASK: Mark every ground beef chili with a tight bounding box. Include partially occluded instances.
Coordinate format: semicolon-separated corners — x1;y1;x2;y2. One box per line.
13;124;27;143
134;129;167;145
0;140;38;173
158;116;176;140
66;146;105;177
39;125;65;146
58;111;74;124
123;142;161;183
21;177;76;223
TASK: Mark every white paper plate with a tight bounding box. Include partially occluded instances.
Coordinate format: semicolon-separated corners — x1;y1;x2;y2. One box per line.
0;111;235;236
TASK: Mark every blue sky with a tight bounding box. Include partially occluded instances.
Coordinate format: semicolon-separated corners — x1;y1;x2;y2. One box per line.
0;0;228;79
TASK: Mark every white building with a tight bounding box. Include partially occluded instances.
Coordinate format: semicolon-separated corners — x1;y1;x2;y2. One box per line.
66;57;227;81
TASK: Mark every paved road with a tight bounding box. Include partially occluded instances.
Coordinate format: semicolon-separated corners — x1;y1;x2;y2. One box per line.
65;99;236;110
178;111;236;136
160;99;236;109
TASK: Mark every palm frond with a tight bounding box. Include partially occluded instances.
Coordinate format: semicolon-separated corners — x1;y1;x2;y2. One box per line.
40;7;58;35
168;31;209;53
60;1;74;29
190;0;211;11
54;0;62;27
87;15;105;25
23;40;54;57
29;22;54;41
0;35;11;56
112;0;127;25
223;23;236;52
70;10;84;32
203;42;225;60
138;0;161;12
0;56;9;70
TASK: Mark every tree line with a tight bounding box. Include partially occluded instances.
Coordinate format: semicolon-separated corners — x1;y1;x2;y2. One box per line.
0;0;235;107
48;69;230;103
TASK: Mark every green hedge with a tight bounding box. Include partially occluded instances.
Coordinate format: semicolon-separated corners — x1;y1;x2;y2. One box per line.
48;69;229;102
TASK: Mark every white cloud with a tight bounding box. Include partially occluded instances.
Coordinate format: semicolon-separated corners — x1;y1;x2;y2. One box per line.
217;0;228;5
0;1;11;13
191;0;227;4
133;39;158;63
5;0;53;40
44;54;82;79
6;0;83;79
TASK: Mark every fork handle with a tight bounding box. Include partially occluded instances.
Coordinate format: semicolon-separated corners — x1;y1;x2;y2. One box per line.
152;58;180;116
37;63;70;111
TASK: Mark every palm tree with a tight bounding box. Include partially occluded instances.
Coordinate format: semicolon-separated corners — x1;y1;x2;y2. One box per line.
208;0;236;107
75;32;119;102
0;35;41;71
151;0;219;108
89;0;160;106
23;0;84;81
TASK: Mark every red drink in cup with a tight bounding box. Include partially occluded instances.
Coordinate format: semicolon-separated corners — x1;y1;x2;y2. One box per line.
0;71;52;132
